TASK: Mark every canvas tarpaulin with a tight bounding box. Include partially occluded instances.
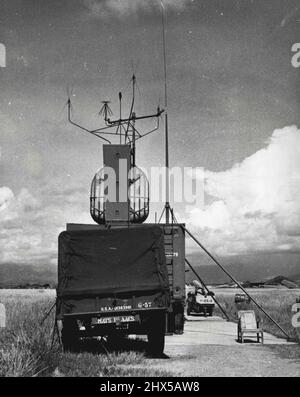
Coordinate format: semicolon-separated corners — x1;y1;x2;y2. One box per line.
57;226;169;297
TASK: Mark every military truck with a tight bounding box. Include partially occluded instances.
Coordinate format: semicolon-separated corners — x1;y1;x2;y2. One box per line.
56;226;173;355
56;222;185;355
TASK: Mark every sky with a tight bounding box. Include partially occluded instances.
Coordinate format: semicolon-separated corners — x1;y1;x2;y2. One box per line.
0;0;300;272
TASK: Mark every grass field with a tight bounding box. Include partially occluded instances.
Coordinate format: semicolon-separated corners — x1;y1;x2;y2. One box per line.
212;288;300;342
0;288;299;376
0;290;171;377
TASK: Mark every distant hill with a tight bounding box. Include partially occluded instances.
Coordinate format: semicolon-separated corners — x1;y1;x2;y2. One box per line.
263;275;299;289
0;263;56;288
290;273;300;285
0;250;299;289
186;252;300;286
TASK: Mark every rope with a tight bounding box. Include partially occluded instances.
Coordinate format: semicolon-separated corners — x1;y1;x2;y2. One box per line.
40;300;56;326
158;206;166;224
169;208;292;340
170;209;230;321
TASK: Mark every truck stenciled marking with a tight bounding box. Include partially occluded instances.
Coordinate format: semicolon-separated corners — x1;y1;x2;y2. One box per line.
166;252;178;257
100;305;132;311
137;302;153;308
93;316;135;324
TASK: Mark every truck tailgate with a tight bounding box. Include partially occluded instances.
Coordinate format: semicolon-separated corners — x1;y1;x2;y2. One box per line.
57;290;169;318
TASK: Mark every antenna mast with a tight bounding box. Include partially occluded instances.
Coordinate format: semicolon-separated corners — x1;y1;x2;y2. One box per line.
161;0;171;224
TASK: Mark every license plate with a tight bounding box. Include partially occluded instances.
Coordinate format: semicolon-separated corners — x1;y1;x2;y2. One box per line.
93;315;135;325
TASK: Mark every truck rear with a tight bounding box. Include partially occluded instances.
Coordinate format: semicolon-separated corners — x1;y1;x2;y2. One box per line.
56;225;170;355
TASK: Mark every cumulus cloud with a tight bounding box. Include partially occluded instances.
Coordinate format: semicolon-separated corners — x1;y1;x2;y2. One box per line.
186;125;300;256
0;183;91;265
83;0;193;18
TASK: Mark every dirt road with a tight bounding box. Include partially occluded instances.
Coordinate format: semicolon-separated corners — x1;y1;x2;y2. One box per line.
145;316;300;377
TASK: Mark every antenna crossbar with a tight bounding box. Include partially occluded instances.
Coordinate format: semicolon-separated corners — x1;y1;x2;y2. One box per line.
67;75;164;145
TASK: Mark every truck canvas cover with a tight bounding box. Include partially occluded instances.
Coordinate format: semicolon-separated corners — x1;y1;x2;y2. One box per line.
57;226;169;298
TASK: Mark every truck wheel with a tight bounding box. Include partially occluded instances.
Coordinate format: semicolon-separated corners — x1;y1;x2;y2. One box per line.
62;319;79;353
107;332;123;350
187;307;191;316
147;313;165;357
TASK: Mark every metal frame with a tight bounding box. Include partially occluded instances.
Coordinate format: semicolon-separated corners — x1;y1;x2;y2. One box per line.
67;75;164;150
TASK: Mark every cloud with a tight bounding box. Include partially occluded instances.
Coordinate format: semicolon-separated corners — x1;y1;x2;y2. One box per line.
83;0;193;18
186;125;300;256
2;124;300;264
0;183;91;265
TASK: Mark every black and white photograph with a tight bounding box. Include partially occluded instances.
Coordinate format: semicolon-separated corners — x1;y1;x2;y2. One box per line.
0;0;300;382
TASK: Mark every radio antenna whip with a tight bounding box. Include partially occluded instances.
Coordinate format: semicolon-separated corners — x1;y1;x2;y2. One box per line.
161;0;171;224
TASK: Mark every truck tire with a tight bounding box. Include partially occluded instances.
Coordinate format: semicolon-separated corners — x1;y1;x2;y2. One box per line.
62;319;79;353
147;313;165;357
107;332;123;350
